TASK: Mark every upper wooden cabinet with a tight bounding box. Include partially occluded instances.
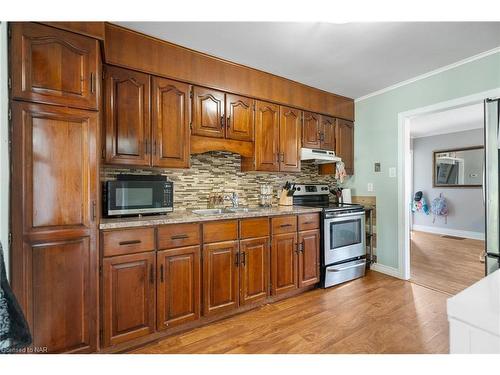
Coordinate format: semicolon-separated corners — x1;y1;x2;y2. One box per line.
225;94;254;141
192;86;225;138
104;65;190;168
251;100;280;172
104;65;151;166
302;112;320;149
152;77;190;168
192;87;254;142
279;106;301;172
10;22;99;110
336;119;354;175
320;115;336;151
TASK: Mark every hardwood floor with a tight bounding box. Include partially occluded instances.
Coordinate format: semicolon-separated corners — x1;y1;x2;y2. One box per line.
410;231;485;295
133;271;449;354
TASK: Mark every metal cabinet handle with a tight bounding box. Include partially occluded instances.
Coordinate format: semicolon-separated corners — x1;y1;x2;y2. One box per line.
171;234;189;240
241;252;246;266
149;264;154;284
160;264;164;283
91;201;96;221
235;252;240;266
119;240;141;246
280;224;292;228
144;139;149;154
302;221;314;225
227;115;231;128
153;140;157;155
221;115;225;128
90;72;95;93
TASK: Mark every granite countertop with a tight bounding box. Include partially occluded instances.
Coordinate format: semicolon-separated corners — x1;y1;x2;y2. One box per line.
99;205;323;230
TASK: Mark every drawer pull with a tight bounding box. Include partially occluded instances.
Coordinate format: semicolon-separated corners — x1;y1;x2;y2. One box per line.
303;221;314;224
171;234;189;240
280;224;293;228
119;240;141;246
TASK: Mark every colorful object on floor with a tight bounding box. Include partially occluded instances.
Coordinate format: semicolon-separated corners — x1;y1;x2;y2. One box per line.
411;191;430;215
431;193;448;223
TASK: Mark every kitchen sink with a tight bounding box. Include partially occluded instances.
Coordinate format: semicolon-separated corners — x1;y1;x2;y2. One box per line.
191;208;225;215
191;207;261;215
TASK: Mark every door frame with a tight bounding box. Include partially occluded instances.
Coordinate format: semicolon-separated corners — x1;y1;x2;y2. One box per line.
397;88;500;280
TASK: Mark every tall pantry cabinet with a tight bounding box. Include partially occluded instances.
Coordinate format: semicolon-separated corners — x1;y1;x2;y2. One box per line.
9;22;101;353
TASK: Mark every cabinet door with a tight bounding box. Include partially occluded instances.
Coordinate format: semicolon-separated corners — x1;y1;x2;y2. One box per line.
10;102;98;353
336;119;354;175
10;22;99;110
302;111;320;149
320;115;336;151
271;232;298;296
298;230;320;288
254;100;280;172
240;237;269;305
279;106;301;172
102;252;156;347
152;77;190;168
104;65;151;166
225;94;254;141
192;86;225;138
157;246;201;330
203;240;239;316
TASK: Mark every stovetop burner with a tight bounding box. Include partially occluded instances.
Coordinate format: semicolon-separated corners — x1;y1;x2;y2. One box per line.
291;183;365;212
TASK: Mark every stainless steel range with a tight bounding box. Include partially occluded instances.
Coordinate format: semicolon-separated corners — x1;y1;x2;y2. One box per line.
293;184;367;288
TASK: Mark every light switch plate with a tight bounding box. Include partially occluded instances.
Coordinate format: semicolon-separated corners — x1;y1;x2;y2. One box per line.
389;167;396;178
367;183;374;192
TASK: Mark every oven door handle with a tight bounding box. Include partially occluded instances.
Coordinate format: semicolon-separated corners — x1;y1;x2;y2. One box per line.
327;261;366;272
325;211;365;219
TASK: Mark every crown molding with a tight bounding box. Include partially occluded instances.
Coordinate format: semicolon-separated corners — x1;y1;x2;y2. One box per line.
355;46;500;103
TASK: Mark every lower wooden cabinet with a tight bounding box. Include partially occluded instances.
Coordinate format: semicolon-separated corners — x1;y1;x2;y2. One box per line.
271;232;298;296
298;230;320;288
102;252;156;347
203;240;240;316
157;246;201;330
239;237;270;305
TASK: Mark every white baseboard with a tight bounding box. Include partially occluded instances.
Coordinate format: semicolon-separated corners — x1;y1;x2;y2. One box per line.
370;263;403;279
412;224;485;241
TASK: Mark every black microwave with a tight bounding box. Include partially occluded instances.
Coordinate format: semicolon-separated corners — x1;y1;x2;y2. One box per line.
103;175;173;217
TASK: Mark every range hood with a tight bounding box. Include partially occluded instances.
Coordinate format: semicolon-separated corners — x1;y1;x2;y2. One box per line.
300;148;341;164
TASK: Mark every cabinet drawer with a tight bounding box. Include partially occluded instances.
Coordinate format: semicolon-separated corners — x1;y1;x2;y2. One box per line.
271;215;297;234
203;220;238;243
102;227;155;257
298;213;320;231
158;223;201;249
240;217;270;239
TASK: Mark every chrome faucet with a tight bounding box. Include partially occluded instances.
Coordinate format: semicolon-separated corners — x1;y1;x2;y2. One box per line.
224;192;239;208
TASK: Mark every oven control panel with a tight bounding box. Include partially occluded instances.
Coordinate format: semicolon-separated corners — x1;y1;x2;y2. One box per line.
293;184;329;195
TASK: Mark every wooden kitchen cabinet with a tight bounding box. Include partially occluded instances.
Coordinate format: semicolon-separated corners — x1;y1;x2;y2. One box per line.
102;252;156;347
320;115;336;151
336;119;354;175
203;240;240;316
226;93;255;141
192;86;225;138
9;22;100;110
279;106;301;172
157;246;201;330
152;77;190;168
298;229;320;288
302;111;321;149
252;100;280;172
239;237;270;305
104;65;151;166
10;101;99;353
271;232;298;296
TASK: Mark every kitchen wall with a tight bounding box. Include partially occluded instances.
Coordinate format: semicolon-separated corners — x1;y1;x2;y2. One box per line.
412;128;484;238
102;152;338;209
345;50;500;270
0;22;9;278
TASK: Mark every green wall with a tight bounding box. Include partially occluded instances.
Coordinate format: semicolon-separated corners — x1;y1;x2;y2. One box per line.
346;52;500;269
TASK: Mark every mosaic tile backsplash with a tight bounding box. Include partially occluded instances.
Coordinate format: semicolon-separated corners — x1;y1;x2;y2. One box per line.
102;151;338;209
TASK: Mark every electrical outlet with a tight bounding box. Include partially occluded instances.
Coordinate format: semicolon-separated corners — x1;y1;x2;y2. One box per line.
389;167;396;178
367;183;374;192
374;163;381;172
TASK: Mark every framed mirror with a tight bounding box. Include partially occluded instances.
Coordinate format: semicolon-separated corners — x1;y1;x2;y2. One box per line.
433;146;484;187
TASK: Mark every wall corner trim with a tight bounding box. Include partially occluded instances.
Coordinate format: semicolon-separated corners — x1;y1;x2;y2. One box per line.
355;46;500;103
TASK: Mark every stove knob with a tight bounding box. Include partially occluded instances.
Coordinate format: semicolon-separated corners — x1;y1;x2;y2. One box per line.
297;187;301;191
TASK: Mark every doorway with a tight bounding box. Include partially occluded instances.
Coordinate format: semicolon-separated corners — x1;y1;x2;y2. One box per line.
397;88;500;294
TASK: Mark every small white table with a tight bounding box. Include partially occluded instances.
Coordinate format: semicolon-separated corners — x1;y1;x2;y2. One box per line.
447;269;500;353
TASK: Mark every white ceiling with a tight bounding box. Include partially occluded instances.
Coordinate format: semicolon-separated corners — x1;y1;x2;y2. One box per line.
116;22;500;99
410;103;484;138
